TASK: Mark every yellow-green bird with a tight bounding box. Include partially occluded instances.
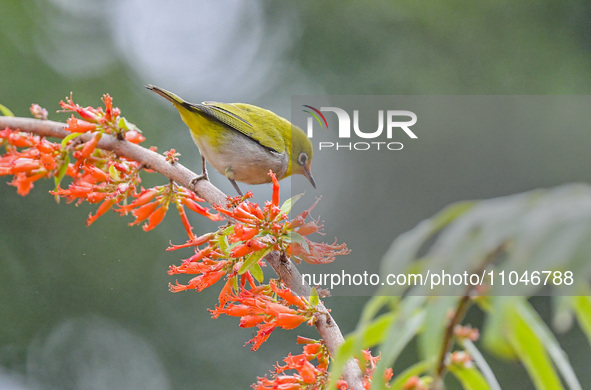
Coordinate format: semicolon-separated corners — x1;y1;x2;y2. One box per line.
147;85;315;195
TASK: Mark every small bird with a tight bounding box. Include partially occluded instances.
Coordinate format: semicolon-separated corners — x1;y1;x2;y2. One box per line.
147;85;315;195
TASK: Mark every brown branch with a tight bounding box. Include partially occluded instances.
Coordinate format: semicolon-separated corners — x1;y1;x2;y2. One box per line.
433;294;471;389
0;116;364;389
432;244;507;390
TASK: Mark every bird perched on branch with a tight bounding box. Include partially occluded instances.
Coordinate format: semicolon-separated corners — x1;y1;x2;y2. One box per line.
147;85;315;195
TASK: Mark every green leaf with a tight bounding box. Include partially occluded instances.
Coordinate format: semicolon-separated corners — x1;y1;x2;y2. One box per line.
220;224;235;235
507;301;565;390
249;262;264;283
371;309;426;390
0;103;15;117
482;296;517;359
448;364;492;390
61;132;83;147
238;247;272;275
309;287;319;306
389;360;433;390
462;339;501;390
286;231;309;252
108;164;120;181
572;295;591;347
279;193;303;217
431;200;477;232
515;299;581;390
217;234;230;254
53;153;70;192
418;296;457;360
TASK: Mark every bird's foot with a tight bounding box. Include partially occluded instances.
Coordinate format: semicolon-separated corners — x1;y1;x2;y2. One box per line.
190;173;208;190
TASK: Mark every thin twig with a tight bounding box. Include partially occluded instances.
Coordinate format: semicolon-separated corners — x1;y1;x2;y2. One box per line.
0;116;365;389
432;243;506;389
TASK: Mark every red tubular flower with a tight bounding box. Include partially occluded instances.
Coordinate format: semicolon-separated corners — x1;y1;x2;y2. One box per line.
266;201;281;222
288;237;350;264
118;188;159;213
216;303;252;317
35;139;58;154
295;220;324;236
167;232;216;251
124;130;145;144
175;202;195;240
60;96;101;122
169;259;214;275
247;202;265;220
102;94;114;122
239;315;265;328
248;323;276;351
263;301;298;317
9;158;40;173
253;341;332;389
218;278;234;306
274;313;308;330
270;280;307;309
230;224;259;243
66;115;97;133
84;165;109;182
302;342;321;357
73;132;102;170
142;203;168;231
4;130;37;148
230;238;267;258
180;196;222;221
52;181;93;201
269;170;280;207
10;172;44;196
233;203;258;222
285;197;320;231
86;197;117;226
169;268;226;292
129;201;160;226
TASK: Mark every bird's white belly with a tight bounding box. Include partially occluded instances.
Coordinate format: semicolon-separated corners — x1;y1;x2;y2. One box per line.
192;132;288;185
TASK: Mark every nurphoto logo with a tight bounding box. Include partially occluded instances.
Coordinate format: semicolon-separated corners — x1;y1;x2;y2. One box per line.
302;105;418;151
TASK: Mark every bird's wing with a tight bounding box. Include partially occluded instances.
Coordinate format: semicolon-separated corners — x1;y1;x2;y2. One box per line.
190;101;286;154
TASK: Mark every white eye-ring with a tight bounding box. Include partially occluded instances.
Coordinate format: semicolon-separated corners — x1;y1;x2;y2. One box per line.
298;152;308;166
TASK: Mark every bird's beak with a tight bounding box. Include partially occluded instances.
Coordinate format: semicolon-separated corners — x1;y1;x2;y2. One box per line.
303;165;316;189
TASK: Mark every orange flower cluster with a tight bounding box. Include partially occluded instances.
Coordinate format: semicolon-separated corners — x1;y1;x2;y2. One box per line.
1;94;362;389
60;93;144;141
255;339;393;390
211;280;316;351
166;173;350;286
1;97;217;230
167;172;350;297
118;184;222;234
254;337;331;389
166;172;351;354
0;128;60;195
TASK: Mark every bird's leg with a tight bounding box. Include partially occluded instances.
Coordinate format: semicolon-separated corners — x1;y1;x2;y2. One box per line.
190;155;209;188
229;179;243;196
224;166;243;196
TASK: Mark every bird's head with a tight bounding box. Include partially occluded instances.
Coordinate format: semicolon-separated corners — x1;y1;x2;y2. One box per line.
289;126;316;188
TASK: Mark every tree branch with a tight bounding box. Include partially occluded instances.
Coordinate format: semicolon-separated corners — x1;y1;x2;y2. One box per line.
0;116;364;389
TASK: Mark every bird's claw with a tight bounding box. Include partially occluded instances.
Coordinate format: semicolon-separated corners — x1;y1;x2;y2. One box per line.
190;173;208;190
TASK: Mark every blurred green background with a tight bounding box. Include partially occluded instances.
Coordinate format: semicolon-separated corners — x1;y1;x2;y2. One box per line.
1;1;591;388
